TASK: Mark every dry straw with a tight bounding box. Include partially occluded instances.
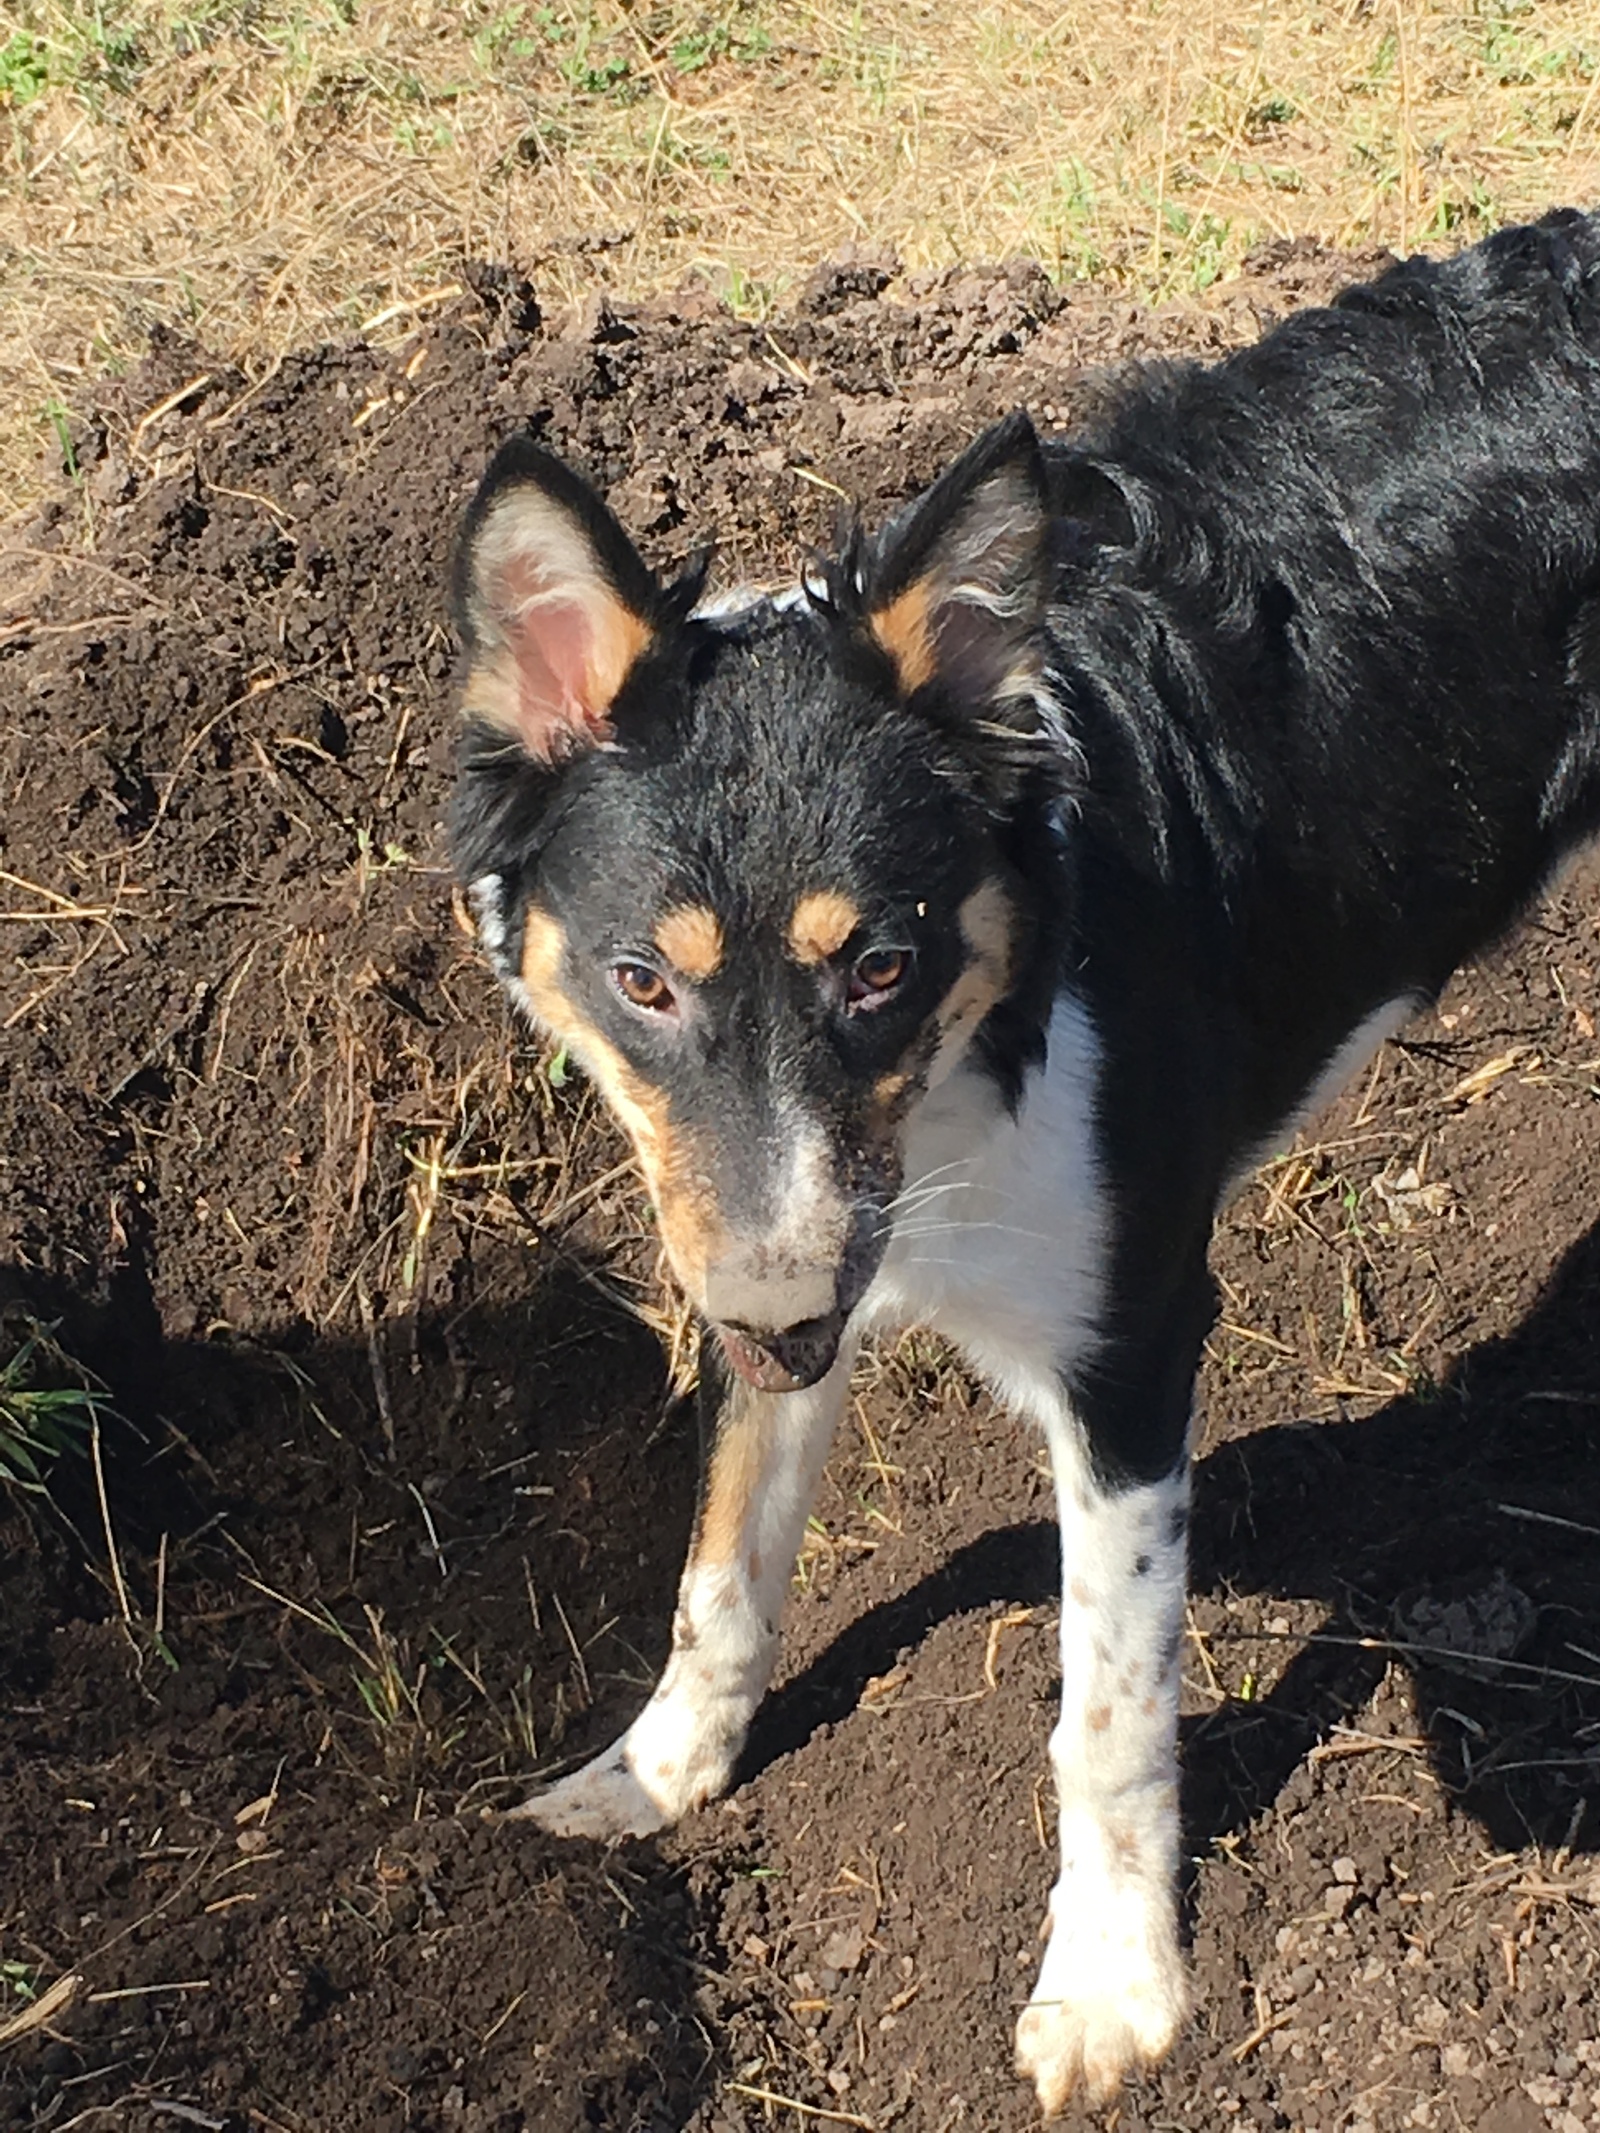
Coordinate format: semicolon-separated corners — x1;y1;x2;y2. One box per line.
2;0;1597;514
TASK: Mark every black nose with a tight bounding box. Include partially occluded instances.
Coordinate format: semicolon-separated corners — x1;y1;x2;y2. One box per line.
716;1308;847;1394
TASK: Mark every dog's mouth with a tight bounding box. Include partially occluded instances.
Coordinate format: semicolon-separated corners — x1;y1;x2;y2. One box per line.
715;1309;848;1394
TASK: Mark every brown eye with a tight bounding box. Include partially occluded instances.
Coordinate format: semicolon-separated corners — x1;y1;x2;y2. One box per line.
613;962;676;1014
847;947;910;1008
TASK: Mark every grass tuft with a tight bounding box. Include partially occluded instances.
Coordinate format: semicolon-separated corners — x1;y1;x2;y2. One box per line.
0;1306;114;1496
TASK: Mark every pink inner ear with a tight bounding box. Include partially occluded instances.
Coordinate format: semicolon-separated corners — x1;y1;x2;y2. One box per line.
508;598;613;761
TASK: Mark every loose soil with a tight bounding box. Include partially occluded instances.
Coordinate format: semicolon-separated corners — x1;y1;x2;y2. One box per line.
2;243;1598;2133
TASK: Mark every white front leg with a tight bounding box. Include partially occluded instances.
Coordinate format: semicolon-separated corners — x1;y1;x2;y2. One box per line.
507;1347;852;1841
1016;1414;1191;2113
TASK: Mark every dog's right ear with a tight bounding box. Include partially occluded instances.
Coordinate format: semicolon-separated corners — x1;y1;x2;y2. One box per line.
453;439;666;764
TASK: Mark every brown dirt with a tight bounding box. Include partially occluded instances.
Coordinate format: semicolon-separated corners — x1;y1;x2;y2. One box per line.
2;241;1598;2133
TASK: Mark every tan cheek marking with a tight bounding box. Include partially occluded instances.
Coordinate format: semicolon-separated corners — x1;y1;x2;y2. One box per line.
655;904;725;982
959;878;1016;974
521;908;667;1158
872;1020;940;1138
788;889;861;966
1088;1703;1112;1733
926;877;1018;1086
869;579;937;695
1070;1579;1094;1608
650;1174;725;1301
520;906;724;1290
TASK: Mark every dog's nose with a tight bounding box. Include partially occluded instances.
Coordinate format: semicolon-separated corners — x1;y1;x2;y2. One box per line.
702;1262;838;1336
716;1309;847;1394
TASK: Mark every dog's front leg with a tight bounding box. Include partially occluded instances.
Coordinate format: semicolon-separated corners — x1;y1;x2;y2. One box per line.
1015;1391;1192;2113
508;1338;853;1841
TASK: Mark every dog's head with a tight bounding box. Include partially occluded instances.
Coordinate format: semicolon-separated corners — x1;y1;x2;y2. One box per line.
451;413;1072;1393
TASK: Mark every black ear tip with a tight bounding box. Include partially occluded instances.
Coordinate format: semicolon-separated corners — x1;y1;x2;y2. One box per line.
663;546;714;622
985;408;1046;486
468;433;606;526
481;430;561;483
996;407;1040;449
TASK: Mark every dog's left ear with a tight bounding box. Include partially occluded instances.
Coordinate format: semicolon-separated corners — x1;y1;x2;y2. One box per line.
859;410;1051;708
454;438;677;763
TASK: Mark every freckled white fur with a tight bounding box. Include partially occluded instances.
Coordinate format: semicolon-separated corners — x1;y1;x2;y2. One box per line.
1018;1441;1189;2108
867;995;1187;2105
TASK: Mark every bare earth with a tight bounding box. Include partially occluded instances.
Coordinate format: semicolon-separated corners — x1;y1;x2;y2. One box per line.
2;245;1598;2133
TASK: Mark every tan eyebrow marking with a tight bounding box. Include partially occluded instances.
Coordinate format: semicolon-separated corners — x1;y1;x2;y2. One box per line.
787;889;861;966
655;904;725;981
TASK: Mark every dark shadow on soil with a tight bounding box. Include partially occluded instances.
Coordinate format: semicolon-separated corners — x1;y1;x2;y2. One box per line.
0;1249;715;2133
745;1213;1600;1861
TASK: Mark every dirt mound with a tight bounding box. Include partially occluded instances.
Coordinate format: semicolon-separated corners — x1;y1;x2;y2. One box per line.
2;246;1598;2132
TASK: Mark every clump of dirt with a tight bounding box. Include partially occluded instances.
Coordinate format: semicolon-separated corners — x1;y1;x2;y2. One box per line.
2;244;1598;2133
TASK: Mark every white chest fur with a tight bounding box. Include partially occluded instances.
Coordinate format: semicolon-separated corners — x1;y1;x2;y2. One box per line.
865;993;1109;1421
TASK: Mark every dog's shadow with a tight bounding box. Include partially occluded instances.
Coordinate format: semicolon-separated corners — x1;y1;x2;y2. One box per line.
745;1213;1600;1861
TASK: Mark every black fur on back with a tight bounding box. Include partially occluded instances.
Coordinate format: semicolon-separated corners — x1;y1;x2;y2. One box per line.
1031;208;1600;1479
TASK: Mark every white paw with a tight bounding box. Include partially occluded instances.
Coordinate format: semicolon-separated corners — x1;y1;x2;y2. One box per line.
1015;1968;1186;2115
502;1689;743;1842
503;1739;671;1840
1016;1881;1188;2114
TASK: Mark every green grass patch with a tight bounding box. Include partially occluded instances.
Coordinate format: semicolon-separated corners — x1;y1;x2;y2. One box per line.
0;1310;113;1496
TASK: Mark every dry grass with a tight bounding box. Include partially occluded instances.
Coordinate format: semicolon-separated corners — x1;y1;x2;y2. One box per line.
3;0;1597;513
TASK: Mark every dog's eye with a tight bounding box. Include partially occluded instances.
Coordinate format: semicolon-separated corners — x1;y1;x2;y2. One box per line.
847;948;910;1009
612;962;676;1014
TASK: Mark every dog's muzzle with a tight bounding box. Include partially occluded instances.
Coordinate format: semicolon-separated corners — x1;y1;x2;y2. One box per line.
702;1254;850;1391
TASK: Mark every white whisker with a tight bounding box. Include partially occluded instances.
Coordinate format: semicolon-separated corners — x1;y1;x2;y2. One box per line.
881;1161;976;1214
875;1181;978;1227
889;1219;1055;1246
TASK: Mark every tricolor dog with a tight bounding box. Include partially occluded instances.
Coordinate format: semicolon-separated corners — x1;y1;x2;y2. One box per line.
450;212;1600;2113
